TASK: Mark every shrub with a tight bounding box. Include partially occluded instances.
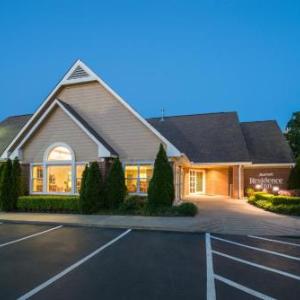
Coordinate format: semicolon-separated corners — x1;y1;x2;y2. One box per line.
0;159;13;211
80;162;104;213
11;158;22;210
105;158;127;209
17;196;79;213
245;187;255;197
148;144;174;208
79;165;89;211
118;195;147;213
172;202;198;216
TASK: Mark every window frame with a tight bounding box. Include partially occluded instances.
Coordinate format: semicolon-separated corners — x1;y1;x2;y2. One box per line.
123;161;154;195
30;143;87;195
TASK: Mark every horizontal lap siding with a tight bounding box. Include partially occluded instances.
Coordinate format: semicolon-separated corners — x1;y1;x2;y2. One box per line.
57;82;162;160
22;106;98;162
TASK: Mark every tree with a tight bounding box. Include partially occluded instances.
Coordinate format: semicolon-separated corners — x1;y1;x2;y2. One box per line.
148;144;175;208
288;156;300;190
79;164;89;212
0;159;13;211
80;162;104;213
285;111;300;159
105;158;126;209
11;158;22;210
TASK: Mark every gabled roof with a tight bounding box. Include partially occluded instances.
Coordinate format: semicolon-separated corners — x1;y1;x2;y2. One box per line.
0;114;32;157
240;121;294;164
13;99;117;158
57;100;118;156
147;112;251;163
1;60;181;159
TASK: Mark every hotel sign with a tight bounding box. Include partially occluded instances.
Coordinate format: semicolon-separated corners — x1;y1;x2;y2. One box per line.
244;168;291;192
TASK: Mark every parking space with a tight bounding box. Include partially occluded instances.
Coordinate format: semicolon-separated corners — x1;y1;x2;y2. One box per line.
0;222;299;299
208;233;300;299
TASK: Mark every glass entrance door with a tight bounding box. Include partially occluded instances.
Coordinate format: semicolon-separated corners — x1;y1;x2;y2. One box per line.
189;170;205;194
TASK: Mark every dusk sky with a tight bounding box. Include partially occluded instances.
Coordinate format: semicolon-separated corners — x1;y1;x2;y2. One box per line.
1;0;299;129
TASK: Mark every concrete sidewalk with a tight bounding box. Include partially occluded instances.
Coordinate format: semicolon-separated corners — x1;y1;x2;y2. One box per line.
0;198;300;235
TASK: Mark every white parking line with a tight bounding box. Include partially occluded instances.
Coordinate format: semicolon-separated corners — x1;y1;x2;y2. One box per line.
213;250;300;281
214;274;275;300
211;235;300;261
249;235;300;247
205;233;216;300
17;229;132;300
0;225;63;248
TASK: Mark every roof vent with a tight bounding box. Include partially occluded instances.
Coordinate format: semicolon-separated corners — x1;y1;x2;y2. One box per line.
67;66;89;80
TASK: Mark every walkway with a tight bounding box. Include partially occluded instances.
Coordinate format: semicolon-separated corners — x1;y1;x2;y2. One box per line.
0;197;299;235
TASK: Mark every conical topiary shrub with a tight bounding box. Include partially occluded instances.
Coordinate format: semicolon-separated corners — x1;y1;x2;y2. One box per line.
79;164;89;212
105;158;127;209
11;157;22;210
148;144;175;208
288;156;300;190
0;159;13;211
80;162;104;213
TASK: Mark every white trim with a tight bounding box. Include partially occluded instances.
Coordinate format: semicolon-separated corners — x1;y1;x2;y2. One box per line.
1;60;181;159
189;169;205;195
190;161;252;166
245;163;295;168
238;164;242;199
17;229;132;300
9;99;112;159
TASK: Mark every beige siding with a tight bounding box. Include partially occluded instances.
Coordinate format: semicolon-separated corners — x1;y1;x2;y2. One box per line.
22;106;98;162
57;82;162;160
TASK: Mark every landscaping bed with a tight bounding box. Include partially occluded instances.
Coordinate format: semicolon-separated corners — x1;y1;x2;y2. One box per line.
16;195;198;217
248;192;300;216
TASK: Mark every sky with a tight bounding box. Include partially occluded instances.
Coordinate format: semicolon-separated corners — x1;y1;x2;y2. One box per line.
0;0;299;129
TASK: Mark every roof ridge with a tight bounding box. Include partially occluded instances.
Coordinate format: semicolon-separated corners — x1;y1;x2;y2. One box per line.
241;120;277;124
147;111;237;120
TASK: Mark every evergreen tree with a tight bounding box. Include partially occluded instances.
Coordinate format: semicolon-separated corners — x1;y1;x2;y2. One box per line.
80;162;103;213
11;158;22;210
105;158;126;209
148;144;175;208
288;156;300;190
79;164;89;210
285;111;300;159
0;159;13;211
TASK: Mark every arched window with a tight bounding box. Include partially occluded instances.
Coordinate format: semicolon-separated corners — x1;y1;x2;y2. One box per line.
31;143;86;194
47;146;73;161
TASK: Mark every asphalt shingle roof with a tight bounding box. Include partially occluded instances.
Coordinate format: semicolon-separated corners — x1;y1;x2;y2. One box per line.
240;121;294;164
147;112;251;163
0;114;32;156
0;110;294;164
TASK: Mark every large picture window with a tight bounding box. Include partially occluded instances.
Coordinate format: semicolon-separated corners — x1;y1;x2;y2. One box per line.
30;144;86;195
125;164;153;194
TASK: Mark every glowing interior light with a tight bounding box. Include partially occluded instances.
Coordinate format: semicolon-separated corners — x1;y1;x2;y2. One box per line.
255;184;262;190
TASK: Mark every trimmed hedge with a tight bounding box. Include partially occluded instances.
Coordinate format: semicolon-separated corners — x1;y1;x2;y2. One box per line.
248;192;300;216
17;196;80;213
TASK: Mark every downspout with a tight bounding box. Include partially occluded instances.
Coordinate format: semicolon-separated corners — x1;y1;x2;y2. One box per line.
238;164;242;199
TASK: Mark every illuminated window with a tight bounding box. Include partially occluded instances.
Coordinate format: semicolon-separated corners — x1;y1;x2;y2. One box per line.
76;165;86;193
32;165;43;192
125;164;153;193
47;146;72;161
47;166;72;193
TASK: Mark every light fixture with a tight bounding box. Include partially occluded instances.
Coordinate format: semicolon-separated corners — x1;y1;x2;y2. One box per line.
273;186;279;192
255;184;262;190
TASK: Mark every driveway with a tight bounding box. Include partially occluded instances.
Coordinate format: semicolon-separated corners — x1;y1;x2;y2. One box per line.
189;196;300;235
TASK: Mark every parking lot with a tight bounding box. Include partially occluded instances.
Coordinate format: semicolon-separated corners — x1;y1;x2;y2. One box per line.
0;222;299;299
